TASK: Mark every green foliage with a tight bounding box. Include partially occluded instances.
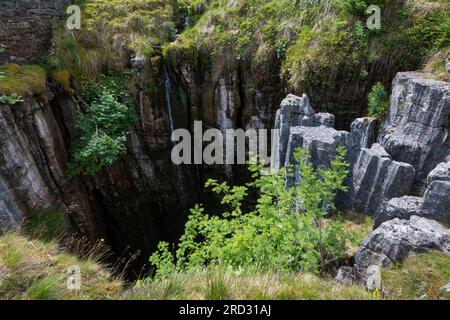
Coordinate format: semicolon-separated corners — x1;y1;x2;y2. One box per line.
70;75;136;176
0;93;24;105
151;147;351;276
23;210;67;242
338;0;387;17
367;82;388;117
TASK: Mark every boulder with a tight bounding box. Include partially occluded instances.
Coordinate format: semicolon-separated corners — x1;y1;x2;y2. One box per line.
313;112;335;128
374;196;423;229
426;161;450;183
378;72;450;191
351;144;415;215
337;216;450;286
356;216;450;270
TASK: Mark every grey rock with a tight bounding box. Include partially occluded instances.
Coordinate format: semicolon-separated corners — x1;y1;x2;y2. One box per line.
351;117;377;149
313;112;335;128
420;162;450;222
426;161;450;184
365;265;382;290
131;55;146;70
280;94;315;116
439;283;450;293
335;266;356;285
271;94;335;170
351;144;415;215
340;215;450;286
445;52;450;75
284;125;352;188
378;72;450;191
421;180;450;222
355;216;450;272
374;196;423;229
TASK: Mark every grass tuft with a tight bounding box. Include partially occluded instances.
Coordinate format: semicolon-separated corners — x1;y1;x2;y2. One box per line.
0;64;46;97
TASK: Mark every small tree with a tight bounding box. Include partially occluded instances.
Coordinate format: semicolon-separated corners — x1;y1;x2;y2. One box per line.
368;82;389;117
69;76;136;175
150;147;351;277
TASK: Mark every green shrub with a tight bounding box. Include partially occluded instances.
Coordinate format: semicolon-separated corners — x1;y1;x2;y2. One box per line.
69;75;136;176
150;147;351;276
338;0;387;17
367;82;389;117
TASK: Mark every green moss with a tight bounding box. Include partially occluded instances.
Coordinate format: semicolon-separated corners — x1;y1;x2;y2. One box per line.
0;64;46;97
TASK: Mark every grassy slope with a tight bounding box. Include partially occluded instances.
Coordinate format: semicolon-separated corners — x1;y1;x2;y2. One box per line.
0;229;448;300
168;0;450;110
0;232;123;300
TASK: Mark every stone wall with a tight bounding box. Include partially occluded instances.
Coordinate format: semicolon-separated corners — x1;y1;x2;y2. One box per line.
0;0;72;64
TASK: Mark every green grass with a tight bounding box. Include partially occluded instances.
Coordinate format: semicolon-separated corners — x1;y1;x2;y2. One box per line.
46;0;176;86
1;231;448;300
382;252;450;300
0;233;123;300
0;64;46;97
23;210;68;242
125;268;377;300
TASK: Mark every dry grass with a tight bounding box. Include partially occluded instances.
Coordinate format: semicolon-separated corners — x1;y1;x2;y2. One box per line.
0;64;46;97
0;233;123;300
422;48;450;82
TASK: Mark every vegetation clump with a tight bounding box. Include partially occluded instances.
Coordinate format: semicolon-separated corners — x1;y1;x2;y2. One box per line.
150;147;353;276
0;64;46;97
69;75;136;176
367;82;389;117
0;232;122;300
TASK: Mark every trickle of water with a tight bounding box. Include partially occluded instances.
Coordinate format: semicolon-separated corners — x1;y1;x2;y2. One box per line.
162;63;175;136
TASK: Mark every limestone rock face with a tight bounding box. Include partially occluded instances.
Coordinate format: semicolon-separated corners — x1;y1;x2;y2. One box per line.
445;52;450;75
0;98;94;234
374;196;423;229
284;125;352;188
378;72;450;191
337;216;450;286
350;144;415;216
351;117;377;149
421;161;450;221
271;94;336;170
